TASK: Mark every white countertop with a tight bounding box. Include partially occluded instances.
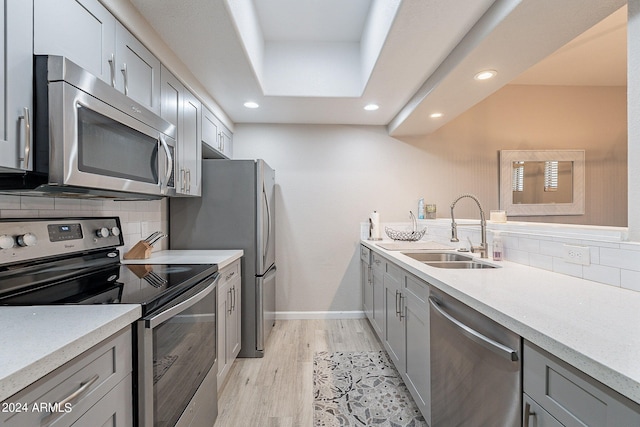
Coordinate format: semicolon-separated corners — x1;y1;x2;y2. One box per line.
123;249;243;269
0;305;141;402
362;239;640;405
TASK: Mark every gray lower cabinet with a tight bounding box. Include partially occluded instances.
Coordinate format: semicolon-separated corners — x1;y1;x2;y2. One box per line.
1;327;133;427
403;273;431;423
523;341;640;426
217;259;242;392
370;252;385;337
360;246;373;321
383;263;405;370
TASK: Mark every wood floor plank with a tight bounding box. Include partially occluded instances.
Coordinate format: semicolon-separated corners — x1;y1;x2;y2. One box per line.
213;319;383;427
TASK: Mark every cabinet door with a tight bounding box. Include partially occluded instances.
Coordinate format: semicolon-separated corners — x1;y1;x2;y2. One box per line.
34;0;116;84
370;256;385;338
0;0;33;171
228;275;242;360
383;264;405;371
219;123;233;158
217;279;230;391
404;291;430;423
115;22;161;114
181;90;202;196
201;106;219;155
361;260;373;321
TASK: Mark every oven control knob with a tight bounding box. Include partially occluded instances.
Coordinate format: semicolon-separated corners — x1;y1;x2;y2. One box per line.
17;233;37;247
0;235;15;249
96;228;110;238
110;227;121;237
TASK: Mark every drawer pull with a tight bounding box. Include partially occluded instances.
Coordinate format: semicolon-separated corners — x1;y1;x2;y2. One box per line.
41;374;99;426
524;402;536;427
225;270;236;281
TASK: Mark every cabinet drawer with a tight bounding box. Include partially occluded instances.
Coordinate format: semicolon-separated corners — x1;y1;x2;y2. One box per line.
371;252;385;271
360;245;371;264
404;273;429;308
219;260;240;286
1;327;132;427
70;374;133;427
523;393;563;427
523;341;640;427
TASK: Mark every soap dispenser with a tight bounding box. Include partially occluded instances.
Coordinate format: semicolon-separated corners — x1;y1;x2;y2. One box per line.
492;231;503;261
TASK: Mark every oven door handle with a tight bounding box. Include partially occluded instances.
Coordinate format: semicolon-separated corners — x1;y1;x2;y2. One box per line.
144;274;219;328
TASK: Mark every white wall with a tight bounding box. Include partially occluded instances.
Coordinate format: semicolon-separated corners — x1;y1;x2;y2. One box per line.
233;124;433;314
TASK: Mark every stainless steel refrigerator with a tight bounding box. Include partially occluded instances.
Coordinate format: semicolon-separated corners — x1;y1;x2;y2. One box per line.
170;159;276;358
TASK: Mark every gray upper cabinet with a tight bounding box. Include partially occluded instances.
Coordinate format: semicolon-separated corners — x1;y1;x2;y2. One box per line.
0;0;33;171
34;0;116;84
202;105;233;159
34;0;160;114
160;66;201;196
115;22;161;114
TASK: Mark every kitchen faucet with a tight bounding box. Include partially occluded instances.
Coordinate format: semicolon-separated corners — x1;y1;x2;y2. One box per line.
450;194;488;258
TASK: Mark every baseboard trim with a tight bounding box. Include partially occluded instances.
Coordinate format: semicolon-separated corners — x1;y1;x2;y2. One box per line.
275;311;366;320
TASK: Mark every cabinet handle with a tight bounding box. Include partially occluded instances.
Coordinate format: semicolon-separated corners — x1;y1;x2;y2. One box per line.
121;63;128;95
42;374;99;426
228;289;233;315
399;294;405;320
225;270;235;281
186;169;191;193
367;266;372;283
19;107;31;169
180;169;186;192
108;53;116;87
524;402;536;427
232;286;236;312
395;290;400;317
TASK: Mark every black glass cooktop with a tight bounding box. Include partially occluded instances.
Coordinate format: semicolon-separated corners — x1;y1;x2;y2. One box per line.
0;250;217;316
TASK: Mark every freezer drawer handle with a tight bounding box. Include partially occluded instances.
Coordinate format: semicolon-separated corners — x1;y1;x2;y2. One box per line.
428;297;518;361
524;402;536;427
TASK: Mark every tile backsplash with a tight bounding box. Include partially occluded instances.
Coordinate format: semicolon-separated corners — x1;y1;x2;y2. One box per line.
0;195;168;257
363;219;640;292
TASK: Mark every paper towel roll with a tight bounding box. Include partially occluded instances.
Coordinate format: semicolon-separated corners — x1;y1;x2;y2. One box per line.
369;211;381;240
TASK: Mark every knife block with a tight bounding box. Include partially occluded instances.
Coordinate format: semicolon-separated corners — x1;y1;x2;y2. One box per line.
123;240;153;260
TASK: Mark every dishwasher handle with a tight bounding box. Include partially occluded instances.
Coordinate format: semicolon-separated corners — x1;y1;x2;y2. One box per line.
428;297;519;362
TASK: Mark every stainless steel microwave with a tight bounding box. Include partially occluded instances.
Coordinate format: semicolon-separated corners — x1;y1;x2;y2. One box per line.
0;55;176;199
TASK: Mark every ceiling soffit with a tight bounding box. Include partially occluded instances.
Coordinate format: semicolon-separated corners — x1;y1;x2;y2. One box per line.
225;0;400;98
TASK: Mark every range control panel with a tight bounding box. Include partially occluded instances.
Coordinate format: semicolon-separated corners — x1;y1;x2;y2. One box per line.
0;217;123;265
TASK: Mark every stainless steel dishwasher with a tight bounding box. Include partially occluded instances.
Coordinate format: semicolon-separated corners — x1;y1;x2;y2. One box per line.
429;291;521;426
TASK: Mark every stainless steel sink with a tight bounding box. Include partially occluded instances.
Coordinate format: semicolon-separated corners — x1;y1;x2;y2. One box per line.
401;251;498;269
402;252;473;262
424;261;497;269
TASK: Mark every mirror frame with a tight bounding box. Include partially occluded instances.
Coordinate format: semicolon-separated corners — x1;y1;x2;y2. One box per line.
500;150;585;216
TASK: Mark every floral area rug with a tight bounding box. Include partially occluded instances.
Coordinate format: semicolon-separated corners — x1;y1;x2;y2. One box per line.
313;351;427;427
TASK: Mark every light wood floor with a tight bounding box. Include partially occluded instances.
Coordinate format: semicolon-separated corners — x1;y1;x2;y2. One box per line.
213;319;383;427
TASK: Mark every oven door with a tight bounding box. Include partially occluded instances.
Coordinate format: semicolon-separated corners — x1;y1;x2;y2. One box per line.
137;273;218;427
47;80;176;197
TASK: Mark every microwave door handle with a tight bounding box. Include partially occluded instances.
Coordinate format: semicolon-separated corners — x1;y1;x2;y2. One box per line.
159;135;173;192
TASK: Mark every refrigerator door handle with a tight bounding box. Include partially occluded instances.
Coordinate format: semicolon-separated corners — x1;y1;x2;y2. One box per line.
263;182;271;267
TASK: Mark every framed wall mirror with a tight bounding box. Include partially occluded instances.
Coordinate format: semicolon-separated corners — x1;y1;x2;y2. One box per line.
500;150;585;216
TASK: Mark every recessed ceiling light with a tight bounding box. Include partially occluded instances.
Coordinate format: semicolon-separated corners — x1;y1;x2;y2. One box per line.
244;101;259;109
474;70;497;81
430;112;444;119
364;104;379;111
